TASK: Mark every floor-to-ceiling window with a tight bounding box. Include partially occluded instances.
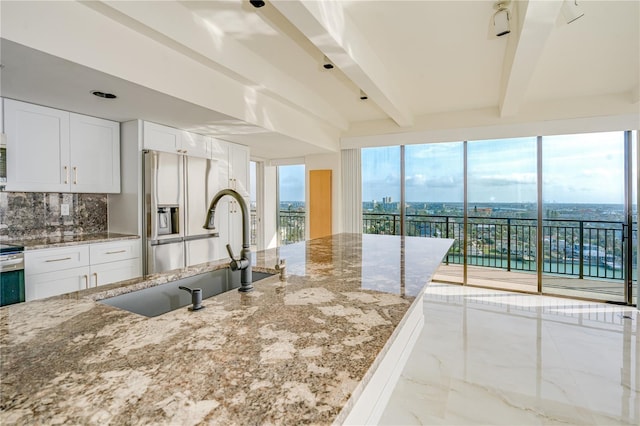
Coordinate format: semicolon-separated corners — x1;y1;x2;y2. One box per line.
360;130;637;305
542;132;628;303
405;142;464;284
277;164;305;245
362;146;401;235
467;137;538;292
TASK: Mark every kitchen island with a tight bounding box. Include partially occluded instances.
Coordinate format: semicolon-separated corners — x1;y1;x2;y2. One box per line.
0;233;452;425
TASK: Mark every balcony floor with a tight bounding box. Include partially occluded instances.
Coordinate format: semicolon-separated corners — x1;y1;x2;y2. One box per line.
380;283;639;425
434;264;635;304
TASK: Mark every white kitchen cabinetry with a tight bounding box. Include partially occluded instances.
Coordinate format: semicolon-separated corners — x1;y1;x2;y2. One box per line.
143;121;210;158
216;142;250;257
25;240;141;302
3;99;120;193
89;240;141;287
4;99;70;192
228;142;250;197
70;113;120;193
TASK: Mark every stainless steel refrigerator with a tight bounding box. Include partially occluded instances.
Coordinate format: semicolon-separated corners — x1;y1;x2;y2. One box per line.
143;150;221;275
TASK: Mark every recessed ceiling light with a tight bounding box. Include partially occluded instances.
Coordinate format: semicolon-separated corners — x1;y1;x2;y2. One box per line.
250;0;265;8
91;90;117;99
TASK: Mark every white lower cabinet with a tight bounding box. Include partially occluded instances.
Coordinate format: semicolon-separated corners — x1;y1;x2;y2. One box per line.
25;239;141;301
26;266;91;301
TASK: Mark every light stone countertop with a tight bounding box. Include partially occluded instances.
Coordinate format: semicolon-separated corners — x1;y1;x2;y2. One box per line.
0;233;453;425
4;232;140;250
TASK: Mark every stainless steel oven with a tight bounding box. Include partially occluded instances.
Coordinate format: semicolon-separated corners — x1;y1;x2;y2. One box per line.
1;243;25;306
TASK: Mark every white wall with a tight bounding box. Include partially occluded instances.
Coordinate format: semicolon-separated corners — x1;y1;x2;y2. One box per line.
304;152;342;238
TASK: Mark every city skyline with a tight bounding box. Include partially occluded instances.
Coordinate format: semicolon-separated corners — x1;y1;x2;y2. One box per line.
362;132;633;205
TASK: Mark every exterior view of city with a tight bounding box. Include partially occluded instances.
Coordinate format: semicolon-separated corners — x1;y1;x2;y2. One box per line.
363;199;636;283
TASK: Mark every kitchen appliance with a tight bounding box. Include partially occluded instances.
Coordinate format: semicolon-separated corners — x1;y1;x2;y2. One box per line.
143;150;220;274
0;243;25;306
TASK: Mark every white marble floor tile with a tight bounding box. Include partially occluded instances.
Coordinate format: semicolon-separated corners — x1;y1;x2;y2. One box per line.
380;283;639;426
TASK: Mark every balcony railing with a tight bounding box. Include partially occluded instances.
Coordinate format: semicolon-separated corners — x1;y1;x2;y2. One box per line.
363;212;637;281
279;211;305;245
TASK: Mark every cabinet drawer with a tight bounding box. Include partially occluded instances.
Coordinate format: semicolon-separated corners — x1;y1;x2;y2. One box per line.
90;240;140;264
25;246;90;275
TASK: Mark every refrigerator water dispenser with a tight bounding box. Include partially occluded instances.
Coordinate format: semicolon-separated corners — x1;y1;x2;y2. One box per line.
157;206;179;235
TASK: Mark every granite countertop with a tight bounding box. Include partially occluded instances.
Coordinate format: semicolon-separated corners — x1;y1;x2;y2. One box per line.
0;233;453;425
4;232;140;250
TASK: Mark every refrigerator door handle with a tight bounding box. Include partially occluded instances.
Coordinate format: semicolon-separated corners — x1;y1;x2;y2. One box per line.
150;237;184;246
151;151;160;240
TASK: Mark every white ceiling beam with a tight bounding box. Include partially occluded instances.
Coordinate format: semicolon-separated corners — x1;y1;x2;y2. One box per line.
98;0;349;131
271;0;413;127
499;0;564;117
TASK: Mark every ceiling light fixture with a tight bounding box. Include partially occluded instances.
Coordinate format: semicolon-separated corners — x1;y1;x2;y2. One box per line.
561;0;584;24
249;0;265;8
322;55;334;70
91;90;117;99
359;90;368;101
493;1;511;37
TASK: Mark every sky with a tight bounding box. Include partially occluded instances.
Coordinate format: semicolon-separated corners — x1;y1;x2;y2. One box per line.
361;131;634;205
278;164;305;202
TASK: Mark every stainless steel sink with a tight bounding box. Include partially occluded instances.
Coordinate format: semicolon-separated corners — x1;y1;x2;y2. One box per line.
99;269;274;317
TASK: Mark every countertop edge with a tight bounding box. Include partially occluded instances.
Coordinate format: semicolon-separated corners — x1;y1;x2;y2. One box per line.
10;233;140;250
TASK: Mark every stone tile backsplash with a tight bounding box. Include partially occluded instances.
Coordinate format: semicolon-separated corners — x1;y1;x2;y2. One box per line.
0;192;107;240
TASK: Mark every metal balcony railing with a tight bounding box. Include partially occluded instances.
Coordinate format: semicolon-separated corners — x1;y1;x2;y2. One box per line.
279;211;305;245
363;212;637;281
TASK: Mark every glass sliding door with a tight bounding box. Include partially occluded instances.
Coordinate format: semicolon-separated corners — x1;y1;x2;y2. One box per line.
405;142;464;283
277;164;305;245
362;147;401;235
467;137;538;292
633;130;638;305
542;132;626;302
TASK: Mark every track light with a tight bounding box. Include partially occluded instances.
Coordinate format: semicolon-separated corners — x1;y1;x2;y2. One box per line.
322;55;334;70
249;0;265;8
561;0;584;24
359;90;368;100
493;2;511;37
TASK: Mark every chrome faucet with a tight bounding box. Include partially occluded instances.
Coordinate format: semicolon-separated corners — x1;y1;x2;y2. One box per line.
203;188;253;292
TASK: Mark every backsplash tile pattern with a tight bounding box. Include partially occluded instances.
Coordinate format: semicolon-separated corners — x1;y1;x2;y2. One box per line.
0;192;107;240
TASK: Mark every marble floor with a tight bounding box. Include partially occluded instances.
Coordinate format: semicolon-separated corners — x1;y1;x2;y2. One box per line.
380;283;639;425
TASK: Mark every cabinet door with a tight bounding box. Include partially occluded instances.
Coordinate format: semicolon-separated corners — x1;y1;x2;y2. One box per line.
70;113;120;193
143;121;182;153
181;132;210;158
25;266;90;301
4;99;70;192
91;258;141;287
228;143;250;197
210;137;227;161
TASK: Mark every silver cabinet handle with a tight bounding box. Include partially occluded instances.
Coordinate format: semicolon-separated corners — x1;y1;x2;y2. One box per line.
73;166;78;184
106;250;127;255
93;272;98;287
45;257;72;262
64;166;69;184
83;274;88;289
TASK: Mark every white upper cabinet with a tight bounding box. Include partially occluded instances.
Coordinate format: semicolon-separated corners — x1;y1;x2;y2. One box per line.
70;113;120;193
4;99;70;192
181;131;210;158
4;99;120;193
143;121;210;158
228;142;250;198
